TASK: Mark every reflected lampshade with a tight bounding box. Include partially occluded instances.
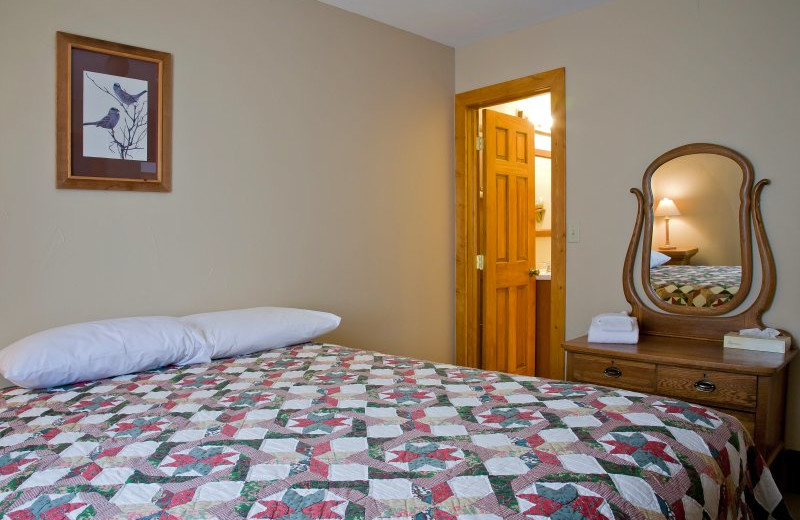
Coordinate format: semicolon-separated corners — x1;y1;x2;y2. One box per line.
654;198;681;217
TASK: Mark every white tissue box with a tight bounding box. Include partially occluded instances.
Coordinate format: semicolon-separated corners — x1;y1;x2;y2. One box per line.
723;332;791;353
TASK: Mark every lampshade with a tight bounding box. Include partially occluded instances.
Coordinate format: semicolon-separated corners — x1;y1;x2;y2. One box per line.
654;198;681;217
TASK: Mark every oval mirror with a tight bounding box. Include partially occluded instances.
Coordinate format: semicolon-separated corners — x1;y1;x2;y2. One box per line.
641;144;753;315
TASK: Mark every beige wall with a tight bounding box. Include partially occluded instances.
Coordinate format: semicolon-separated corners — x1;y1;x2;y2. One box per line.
0;1;455;369
456;0;800;447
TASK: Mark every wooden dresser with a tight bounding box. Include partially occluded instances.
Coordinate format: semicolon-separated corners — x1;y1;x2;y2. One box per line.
563;334;795;465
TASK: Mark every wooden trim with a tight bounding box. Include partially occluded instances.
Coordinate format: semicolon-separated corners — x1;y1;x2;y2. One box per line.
455;68;566;378
622;187;646;314
534;149;551;158
622;145;779;340
56;32;172;192
455;98;477;367
564;335;795;376
535;229;552;238
751;179;778;324
756;370;786;465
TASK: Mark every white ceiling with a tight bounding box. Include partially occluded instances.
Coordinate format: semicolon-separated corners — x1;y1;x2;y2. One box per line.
316;0;617;48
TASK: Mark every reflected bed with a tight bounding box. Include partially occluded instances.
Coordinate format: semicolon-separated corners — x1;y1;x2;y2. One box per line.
650;265;741;308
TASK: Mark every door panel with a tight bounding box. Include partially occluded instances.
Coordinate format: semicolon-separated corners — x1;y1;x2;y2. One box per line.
496;175;508;262
517;176;528;261
515;286;529;368
516;132;528;163
482;109;536;375
495;288;508;372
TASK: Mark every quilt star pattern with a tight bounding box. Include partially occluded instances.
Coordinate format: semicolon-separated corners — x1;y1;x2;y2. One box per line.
0;343;790;520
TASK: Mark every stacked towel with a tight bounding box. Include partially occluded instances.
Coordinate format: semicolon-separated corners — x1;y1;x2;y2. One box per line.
588;313;639;344
591;313;634;331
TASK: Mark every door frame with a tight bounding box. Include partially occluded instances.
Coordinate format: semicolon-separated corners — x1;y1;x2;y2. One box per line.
455;68;566;378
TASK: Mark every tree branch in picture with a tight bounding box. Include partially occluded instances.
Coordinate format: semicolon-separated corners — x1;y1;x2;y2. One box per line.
86;73;148;160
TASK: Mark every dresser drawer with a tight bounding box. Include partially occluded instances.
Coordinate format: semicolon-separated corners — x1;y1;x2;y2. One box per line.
570;353;656;392
656;366;757;409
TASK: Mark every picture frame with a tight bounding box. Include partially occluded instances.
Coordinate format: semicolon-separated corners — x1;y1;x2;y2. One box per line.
56;32;172;191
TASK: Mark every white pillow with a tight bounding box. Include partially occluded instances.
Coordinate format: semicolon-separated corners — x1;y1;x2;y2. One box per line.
0;317;210;389
650;250;671;268
181;307;341;359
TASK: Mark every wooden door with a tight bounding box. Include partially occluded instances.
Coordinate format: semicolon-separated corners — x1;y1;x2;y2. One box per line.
481;109;536;375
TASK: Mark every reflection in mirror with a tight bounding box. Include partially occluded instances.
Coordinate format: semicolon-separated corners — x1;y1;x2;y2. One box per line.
648;153;743;309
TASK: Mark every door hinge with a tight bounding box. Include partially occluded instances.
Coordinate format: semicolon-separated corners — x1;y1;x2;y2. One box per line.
476;254;484;271
476;136;484;151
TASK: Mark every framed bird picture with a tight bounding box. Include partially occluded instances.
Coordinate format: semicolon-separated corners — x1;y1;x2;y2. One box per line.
56;32;172;191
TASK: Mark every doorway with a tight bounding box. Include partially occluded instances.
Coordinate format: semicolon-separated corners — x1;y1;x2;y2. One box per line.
455;68;566;379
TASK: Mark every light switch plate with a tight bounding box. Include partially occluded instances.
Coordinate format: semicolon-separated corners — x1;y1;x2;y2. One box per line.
567;223;580;243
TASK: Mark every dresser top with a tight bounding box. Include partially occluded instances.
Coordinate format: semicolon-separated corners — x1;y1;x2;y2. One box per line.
563;334;796;376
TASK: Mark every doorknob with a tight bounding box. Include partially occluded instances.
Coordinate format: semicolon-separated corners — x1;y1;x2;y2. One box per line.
529;268;539;277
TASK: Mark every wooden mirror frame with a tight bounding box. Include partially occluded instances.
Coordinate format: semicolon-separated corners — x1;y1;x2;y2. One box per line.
623;143;776;340
641;143;753;315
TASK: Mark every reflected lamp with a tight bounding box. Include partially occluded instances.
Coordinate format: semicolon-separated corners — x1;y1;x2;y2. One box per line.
654;197;681;250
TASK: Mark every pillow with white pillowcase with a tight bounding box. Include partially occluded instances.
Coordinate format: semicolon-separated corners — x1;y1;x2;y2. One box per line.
181;307;341;359
0;316;211;389
650;250;671;268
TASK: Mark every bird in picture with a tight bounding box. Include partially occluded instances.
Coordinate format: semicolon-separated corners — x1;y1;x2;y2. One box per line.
83;107;120;129
113;83;147;106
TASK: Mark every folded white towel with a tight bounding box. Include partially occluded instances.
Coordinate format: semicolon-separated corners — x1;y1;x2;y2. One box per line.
588;323;639;344
591;313;636;332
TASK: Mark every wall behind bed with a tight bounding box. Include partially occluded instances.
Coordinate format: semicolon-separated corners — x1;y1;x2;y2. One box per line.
456;0;800;447
0;0;455;376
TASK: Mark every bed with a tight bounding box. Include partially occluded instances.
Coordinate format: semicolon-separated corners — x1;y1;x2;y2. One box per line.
650;265;742;308
0;342;789;519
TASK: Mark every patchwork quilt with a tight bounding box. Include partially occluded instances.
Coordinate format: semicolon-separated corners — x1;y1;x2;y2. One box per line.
650;265;742;308
0;343;789;520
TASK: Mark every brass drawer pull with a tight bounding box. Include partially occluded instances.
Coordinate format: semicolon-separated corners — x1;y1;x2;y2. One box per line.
694;379;716;392
603;366;622;378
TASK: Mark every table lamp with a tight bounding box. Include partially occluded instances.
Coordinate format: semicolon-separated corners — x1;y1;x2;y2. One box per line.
654;197;680;250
